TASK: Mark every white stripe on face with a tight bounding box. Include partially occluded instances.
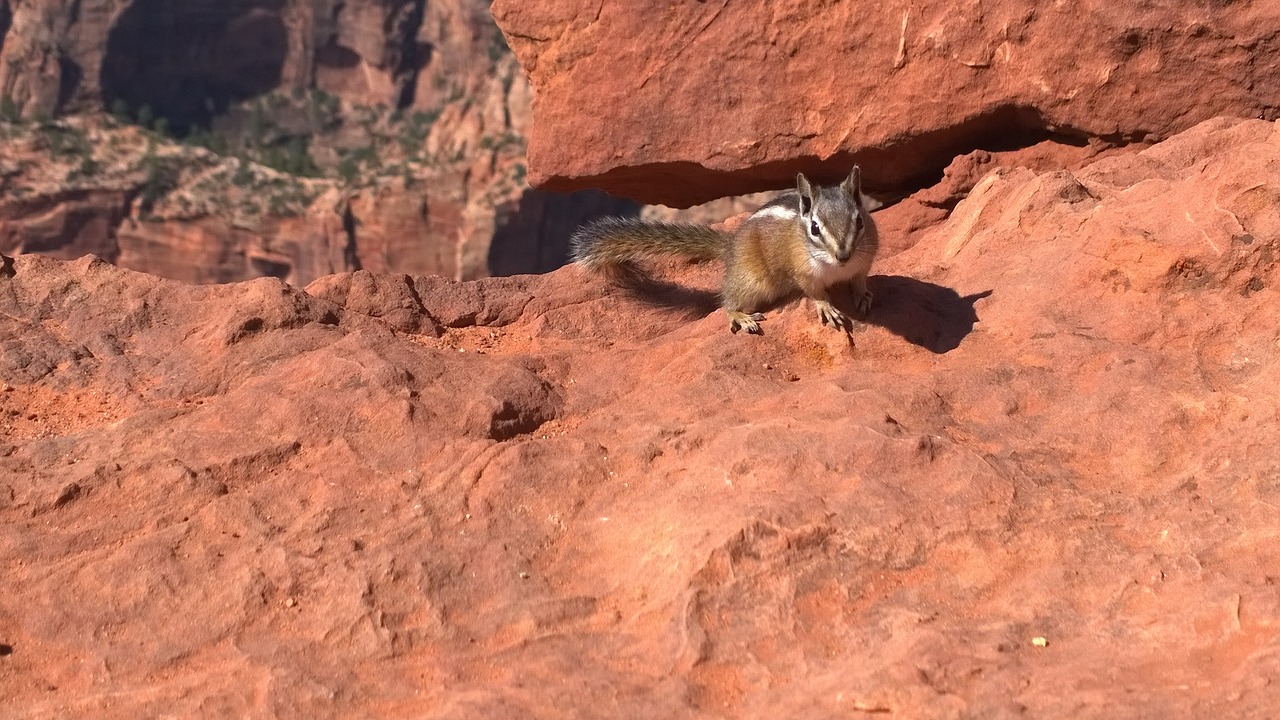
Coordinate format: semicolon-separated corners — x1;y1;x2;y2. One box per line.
751;205;798;221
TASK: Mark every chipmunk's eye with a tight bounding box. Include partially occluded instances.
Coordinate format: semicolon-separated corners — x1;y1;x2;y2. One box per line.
809;220;821;238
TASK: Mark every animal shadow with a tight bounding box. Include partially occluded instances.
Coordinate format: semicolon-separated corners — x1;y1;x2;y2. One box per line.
602;265;989;347
857;275;991;353
609;262;721;320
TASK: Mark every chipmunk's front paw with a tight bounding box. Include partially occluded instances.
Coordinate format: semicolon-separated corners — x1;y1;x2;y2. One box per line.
728;311;766;334
854;289;874;317
815;300;851;332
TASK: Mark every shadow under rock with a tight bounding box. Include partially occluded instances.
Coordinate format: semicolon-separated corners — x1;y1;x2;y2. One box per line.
859;275;991;353
489;189;642;276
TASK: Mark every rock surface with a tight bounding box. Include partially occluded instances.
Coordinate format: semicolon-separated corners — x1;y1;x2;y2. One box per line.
492;0;1280;206
3;117;1280;717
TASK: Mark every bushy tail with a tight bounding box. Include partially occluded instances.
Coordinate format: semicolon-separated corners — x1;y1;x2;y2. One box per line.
570;217;728;271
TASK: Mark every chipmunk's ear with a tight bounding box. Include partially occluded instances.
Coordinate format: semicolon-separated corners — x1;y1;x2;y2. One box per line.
841;166;862;203
842;165;884;212
796;173;815;215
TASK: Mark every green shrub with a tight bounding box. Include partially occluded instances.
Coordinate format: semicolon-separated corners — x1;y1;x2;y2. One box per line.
140;156;181;213
487;32;510;65
0;96;20;122
337;157;360;185
232;159;254;187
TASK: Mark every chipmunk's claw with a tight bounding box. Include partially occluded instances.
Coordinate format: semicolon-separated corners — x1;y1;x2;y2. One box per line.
728;311;766;335
854;289;874;317
815;300;851;332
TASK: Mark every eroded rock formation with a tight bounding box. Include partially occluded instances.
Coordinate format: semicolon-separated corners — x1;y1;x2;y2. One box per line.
0;0;637;283
0;0;497;117
0;115;637;284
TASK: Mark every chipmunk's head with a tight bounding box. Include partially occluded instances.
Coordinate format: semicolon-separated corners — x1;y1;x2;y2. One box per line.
796;167;870;265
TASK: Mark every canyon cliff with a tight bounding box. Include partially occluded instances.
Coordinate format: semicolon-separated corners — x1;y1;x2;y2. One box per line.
0;0;636;284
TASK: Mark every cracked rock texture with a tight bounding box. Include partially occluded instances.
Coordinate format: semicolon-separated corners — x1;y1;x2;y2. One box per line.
3;117;1280;717
492;0;1280;206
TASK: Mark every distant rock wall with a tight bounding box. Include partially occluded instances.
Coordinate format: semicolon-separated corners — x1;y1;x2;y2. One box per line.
0;0;490;119
0;0;638;283
0;117;637;285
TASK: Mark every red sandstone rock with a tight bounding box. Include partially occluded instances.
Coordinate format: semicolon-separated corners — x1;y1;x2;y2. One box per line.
492;0;1280;206
2;117;1280;716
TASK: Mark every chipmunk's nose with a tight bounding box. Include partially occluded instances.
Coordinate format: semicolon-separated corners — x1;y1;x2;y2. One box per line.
836;247;851;263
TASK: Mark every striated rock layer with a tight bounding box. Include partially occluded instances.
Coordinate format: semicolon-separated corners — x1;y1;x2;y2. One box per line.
492;0;1280;206
3;117;1280;717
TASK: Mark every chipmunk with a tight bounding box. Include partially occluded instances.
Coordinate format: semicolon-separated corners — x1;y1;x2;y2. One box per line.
571;167;878;334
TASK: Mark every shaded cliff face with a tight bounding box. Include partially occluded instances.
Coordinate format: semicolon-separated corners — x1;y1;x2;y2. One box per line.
492;0;1280;206
3;118;1280;716
0;3;10;52
100;0;292;134
0;0;491;118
